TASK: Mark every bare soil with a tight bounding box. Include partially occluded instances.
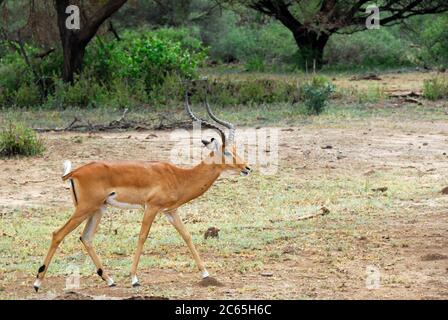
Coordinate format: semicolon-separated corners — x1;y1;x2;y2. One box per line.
1;116;447;300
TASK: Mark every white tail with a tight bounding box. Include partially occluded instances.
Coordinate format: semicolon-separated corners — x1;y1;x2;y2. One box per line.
63;160;72;177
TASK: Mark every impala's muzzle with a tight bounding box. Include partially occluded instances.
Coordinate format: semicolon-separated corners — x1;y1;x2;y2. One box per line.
240;166;252;177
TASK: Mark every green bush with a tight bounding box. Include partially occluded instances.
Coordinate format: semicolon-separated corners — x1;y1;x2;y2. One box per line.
14;83;41;107
86;31;206;89
208;78;300;105
302;76;335;115
208;13;297;67
413;15;448;69
151;27;205;54
0;122;45;157
325;28;414;70
0;31;206;109
423;76;448;100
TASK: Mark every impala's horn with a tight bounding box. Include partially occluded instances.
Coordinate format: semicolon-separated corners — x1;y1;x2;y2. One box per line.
185;90;227;147
204;93;235;144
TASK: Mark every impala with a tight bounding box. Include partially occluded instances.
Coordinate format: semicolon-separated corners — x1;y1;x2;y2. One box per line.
33;91;251;292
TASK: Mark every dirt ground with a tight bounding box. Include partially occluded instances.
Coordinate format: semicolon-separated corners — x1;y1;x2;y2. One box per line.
0;115;447;300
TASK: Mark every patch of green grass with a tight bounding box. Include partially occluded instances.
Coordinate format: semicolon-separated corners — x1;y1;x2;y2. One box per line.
0;121;45;157
423;75;448;100
0;165;437;288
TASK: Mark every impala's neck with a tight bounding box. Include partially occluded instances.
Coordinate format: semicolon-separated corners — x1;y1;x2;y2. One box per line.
179;161;223;202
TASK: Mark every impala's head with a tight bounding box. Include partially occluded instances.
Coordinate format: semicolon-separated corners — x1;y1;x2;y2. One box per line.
185;90;252;177
201;138;252;176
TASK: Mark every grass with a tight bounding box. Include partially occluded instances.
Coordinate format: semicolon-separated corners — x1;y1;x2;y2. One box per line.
0;121;45;157
1;100;446;134
1;70;446;131
0;164;440;298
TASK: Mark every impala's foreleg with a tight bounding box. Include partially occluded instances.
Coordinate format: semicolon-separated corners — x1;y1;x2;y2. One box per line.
166;211;209;279
79;207;115;287
130;205;160;287
34;206;93;292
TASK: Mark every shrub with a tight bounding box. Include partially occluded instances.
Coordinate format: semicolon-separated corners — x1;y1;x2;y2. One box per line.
150;27;204;54
413;15;448;69
302;76;335;115
207;78;300;105
86;31;206;89
0;31;206;109
325;28;414;70
208;13;297;67
423;76;448;100
0;122;45;157
13;83;41;107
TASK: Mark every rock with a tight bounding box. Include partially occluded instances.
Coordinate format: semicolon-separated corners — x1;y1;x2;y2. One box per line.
204;227;220;240
260;272;274;277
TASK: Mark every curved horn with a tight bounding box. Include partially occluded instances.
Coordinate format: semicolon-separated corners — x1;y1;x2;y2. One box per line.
185;91;227;146
204;95;236;144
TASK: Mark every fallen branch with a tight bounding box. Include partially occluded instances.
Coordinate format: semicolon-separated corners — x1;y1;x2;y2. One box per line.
33;109;189;133
350;73;382;81
387;90;422;98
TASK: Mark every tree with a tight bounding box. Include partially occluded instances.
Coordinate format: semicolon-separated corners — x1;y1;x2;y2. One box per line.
0;0;128;82
54;0;128;82
231;0;448;69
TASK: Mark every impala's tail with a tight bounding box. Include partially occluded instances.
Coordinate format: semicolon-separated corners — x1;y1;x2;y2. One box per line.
62;160;78;205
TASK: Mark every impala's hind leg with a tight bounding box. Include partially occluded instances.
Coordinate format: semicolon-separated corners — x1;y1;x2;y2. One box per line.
166;211;209;279
79;206;115;287
33;206;95;292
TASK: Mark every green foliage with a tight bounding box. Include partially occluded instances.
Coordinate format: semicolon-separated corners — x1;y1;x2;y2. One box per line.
0;31;206;109
423;76;448;100
86;31;206;88
14;83;41;107
412;15;448;69
150;27;205;53
208;13;297;67
302;75;335;115
325;29;414;70
208;78;300;105
0;121;45;157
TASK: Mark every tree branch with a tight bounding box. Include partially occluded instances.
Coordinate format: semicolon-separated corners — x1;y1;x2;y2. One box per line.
78;0;128;45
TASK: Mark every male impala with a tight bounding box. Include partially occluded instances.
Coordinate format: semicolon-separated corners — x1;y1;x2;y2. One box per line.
34;92;251;291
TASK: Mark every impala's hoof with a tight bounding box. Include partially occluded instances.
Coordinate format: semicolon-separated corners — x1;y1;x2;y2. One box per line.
33;279;41;293
106;277;115;287
131;275;140;288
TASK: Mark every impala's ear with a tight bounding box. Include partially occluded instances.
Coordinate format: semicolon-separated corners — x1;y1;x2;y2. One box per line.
202;138;218;150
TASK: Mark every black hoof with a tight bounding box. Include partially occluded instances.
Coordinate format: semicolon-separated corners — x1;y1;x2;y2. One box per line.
132;282;141;288
34;286;39;293
109;283;117;288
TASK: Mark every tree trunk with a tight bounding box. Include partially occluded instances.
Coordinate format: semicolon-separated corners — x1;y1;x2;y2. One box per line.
60;34;87;83
293;30;330;71
54;0;128;83
55;0;83;83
